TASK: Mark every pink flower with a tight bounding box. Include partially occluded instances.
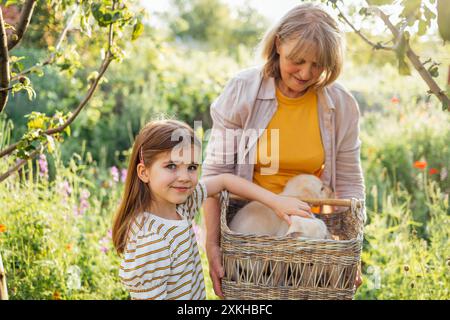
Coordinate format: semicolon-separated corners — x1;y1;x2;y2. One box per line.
38;154;48;178
110;166;119;182
121;169;127;183
73;189;90;216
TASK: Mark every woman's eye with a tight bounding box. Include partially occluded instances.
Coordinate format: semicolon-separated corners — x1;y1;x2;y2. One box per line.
188;165;198;171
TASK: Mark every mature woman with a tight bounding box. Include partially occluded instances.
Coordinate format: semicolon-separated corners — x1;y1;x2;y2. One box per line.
201;3;365;298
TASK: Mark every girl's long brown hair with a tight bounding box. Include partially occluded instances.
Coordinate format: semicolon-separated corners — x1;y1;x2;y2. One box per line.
112;119;198;254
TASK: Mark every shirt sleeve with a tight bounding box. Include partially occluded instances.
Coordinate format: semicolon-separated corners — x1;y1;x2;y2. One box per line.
202;77;245;178
179;180;208;220
119;230;172;300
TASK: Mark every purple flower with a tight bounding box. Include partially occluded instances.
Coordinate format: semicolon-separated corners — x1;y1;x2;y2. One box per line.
80;189;90;200
73;189;90;216
58;180;72;197
38;154;48;178
121;169;127;183
99;236;110;254
110;166;119;182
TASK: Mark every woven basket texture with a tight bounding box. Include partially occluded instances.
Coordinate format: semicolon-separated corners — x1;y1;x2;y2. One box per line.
219;191;364;300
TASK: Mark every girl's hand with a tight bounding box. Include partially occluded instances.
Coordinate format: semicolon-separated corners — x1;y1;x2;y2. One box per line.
272;195;313;225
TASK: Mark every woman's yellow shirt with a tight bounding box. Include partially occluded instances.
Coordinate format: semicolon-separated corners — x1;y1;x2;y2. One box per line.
253;87;325;194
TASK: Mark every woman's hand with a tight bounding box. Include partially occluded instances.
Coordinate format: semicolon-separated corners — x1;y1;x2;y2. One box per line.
271;195;313;225
355;262;363;290
206;243;225;299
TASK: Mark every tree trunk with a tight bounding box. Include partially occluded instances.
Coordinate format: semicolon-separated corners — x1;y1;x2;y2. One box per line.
0;252;8;300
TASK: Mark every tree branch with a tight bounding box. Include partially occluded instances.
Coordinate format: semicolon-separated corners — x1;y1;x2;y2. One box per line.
0;21;115;181
10;5;80;82
0;147;40;183
335;5;395;51
0;85;13;92
0;8;10;113
372;7;450;108
7;0;37;50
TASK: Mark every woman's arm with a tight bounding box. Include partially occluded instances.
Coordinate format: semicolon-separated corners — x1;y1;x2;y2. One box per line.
203;197;225;298
203;173;312;224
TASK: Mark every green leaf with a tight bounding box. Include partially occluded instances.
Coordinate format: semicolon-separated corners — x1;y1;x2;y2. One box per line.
398;59;411;75
131;20;144;41
46;135;55;154
417;20;427;36
437;0;450;41
64;125;71;137
366;0;392;5
428;65;439;77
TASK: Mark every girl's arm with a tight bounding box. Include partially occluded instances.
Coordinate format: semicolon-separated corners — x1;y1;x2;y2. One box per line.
203;173;312;225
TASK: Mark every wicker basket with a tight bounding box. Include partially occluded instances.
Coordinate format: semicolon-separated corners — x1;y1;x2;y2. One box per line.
219;191;365;300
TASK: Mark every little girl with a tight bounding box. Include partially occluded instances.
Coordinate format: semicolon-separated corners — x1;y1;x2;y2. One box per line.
112;119;312;300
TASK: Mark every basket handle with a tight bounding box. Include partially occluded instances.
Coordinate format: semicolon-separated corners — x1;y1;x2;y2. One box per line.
228;193;362;209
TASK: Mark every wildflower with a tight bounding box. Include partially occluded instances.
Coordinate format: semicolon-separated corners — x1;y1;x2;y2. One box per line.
59;180;72;196
441;167;448;181
391;96;400;104
52;291;61;300
38;153;48;178
99;235;110;253
404;265;409;272
74;189;90;216
413;160;427;170
429;168;439;175
121;169;127;183
66;244;73;251
110;166;119;182
0;224;6;233
67;265;82;291
107;230;112;238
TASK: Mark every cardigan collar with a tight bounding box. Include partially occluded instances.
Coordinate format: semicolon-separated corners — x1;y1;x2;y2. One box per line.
256;71;336;111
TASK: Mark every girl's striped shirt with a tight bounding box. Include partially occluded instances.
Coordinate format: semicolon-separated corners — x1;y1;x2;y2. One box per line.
119;181;207;300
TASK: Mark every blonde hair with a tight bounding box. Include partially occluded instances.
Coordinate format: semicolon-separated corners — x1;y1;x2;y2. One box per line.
112;119;200;254
259;3;344;89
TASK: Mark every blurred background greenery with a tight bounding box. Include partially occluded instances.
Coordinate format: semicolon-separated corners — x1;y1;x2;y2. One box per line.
0;0;449;300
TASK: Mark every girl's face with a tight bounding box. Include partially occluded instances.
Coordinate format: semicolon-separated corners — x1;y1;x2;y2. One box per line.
276;38;324;98
140;146;200;209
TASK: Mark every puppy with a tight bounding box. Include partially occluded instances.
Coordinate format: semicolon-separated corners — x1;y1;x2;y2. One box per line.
229;174;333;239
228;174;333;286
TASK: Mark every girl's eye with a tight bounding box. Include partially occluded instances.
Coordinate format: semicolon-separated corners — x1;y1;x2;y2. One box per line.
188;165;198;171
166;163;177;170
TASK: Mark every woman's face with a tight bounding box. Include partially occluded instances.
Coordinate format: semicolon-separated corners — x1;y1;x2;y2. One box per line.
276;38;324;98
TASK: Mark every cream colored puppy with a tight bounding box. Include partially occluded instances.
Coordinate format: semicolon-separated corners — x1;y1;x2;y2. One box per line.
229;174;333;239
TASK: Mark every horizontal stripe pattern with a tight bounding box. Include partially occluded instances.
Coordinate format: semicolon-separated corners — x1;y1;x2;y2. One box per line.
119;181;207;300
